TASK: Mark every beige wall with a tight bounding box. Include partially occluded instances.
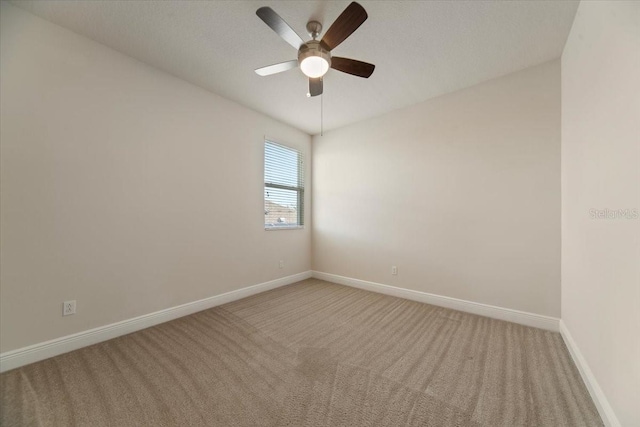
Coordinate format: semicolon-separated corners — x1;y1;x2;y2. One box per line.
312;60;561;317
0;3;311;353
561;1;640;426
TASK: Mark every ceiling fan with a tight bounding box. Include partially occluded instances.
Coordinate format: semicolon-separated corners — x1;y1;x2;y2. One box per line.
254;2;375;97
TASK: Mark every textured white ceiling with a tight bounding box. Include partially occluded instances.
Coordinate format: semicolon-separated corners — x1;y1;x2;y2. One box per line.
11;1;578;135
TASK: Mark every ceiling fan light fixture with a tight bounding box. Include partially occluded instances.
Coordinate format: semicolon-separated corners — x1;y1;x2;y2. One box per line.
255;2;374;97
300;55;329;78
298;41;331;79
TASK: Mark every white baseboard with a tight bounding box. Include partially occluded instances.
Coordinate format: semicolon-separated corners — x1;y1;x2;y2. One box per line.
559;320;620;427
311;271;559;332
0;271;312;373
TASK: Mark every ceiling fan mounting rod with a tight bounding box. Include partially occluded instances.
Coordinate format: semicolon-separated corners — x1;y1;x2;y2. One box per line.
306;21;322;40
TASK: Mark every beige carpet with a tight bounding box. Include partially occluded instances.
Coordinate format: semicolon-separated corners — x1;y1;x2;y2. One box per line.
1;279;602;426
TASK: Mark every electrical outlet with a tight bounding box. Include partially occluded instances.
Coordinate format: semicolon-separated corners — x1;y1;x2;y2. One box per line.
63;300;76;316
279;260;284;269
391;266;398;275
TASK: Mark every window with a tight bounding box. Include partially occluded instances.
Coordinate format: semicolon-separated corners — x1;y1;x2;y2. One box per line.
264;140;304;229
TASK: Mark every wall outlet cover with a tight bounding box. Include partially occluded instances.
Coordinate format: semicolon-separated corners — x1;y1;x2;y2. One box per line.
63;300;76;316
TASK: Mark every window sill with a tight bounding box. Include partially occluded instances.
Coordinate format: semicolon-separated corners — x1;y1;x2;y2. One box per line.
265;226;304;231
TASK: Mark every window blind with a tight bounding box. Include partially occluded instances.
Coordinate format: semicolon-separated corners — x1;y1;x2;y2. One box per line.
264;140;304;228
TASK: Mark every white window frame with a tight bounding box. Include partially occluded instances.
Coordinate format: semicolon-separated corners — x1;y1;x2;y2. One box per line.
264;139;304;230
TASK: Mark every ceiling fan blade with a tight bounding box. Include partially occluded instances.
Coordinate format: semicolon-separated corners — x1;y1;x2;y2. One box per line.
309;78;323;97
331;57;375;78
320;2;368;51
255;60;298;76
256;7;304;50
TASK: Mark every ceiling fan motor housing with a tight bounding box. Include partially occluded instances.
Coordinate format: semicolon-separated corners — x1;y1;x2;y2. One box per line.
298;41;332;70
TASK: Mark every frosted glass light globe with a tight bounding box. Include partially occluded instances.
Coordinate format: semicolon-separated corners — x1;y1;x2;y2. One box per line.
300;56;329;78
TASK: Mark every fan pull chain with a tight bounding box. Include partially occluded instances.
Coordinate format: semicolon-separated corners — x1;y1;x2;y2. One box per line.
321;88;324;136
